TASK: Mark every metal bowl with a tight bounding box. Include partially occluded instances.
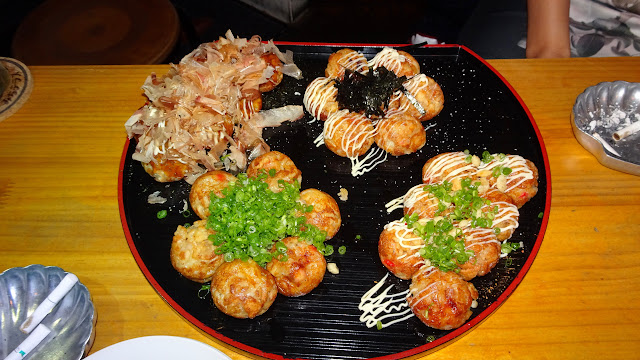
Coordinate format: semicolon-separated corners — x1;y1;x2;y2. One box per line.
0;265;96;360
571;80;640;176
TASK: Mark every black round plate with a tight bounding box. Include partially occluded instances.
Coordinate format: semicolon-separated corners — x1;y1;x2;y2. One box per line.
118;44;551;360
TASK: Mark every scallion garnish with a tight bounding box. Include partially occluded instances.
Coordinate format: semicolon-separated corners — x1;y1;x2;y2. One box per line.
206;172;328;267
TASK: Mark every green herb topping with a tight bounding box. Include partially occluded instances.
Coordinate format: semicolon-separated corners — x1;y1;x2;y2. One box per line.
206;172;328;267
404;179;500;272
156;209;168;219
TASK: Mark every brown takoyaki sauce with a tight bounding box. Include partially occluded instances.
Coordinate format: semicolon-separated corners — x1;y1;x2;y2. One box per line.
335;68;406;117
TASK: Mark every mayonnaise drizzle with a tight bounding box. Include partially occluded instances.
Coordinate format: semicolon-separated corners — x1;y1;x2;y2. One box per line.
324;110;375;158
336;51;369;76
359;273;414;329
422;152;475;183
368;47;408;75
423;152;535;194
303;77;337;120
350;147;388;177
478;154;535;192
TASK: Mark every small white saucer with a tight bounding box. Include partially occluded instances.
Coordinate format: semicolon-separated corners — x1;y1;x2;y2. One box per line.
84;336;231;360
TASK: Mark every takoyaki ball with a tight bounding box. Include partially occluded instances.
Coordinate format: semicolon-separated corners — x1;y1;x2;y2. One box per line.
323;110;375;158
481;189;519;241
403;184;442;220
246;151;302;192
303;77;340;121
393;74;444;121
299;188;342;240
142;153;190;182
374;113;426;156
477;155;539;208
325;48;369;80
258;52;284;93
378;220;426;280
210;258;278;319
455;227;501;281
369;48;420;77
266;236;326;297
189;170;237;220
408;266;478;330
170;220;224;283
238;95;262;120
422;152;476;185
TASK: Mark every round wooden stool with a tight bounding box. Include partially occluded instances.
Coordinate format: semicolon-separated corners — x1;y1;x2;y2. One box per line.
11;0;180;65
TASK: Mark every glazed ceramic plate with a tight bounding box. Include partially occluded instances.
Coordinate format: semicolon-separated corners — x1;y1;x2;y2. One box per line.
118;44;551;360
0;57;33;122
85;336;230;360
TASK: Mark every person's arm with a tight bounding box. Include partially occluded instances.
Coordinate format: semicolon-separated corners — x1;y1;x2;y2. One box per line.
526;0;571;58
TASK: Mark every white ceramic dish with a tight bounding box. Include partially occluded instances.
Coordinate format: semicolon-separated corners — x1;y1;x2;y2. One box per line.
85;336;231;360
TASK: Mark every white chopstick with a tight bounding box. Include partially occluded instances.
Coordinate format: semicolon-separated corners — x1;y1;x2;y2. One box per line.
19;273;78;334
3;324;51;360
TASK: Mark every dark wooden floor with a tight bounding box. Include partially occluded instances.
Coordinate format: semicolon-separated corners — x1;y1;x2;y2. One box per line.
0;0;479;64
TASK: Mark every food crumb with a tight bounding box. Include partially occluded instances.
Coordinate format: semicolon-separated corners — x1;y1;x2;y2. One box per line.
147;191;167;204
338;187;349;201
327;262;339;274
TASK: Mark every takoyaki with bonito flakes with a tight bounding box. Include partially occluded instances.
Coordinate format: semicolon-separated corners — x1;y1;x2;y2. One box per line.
125;31;305;183
303;77;340;121
266;236;327;297
246;150;302;192
407;266;478;331
388;74;444;122
189;170;237;219
170;220;225;283
325;48;369;80
142;153;191;183
210;259;278;319
374;113;427;156
323;110;375;158
378;220;426;280
299;188;342;240
369;48;420;78
258;52;284;93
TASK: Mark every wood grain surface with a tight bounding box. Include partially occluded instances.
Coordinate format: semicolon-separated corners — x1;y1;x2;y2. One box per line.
0;56;639;360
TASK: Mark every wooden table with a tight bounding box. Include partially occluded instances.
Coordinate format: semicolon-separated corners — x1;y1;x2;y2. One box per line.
1;56;639;359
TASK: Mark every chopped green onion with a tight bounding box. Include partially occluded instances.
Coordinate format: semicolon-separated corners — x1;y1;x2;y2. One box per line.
426;335;436;343
338;245;347;255
206;173;328;267
501;241;520;254
376;321;383;330
481;150;493;163
157;210;168;219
